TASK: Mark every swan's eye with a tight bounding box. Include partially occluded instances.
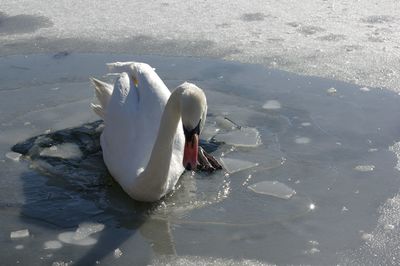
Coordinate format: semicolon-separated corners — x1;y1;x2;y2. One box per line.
132;75;138;87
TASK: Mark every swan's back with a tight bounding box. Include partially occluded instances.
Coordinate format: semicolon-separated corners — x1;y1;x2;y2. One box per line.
98;63;184;192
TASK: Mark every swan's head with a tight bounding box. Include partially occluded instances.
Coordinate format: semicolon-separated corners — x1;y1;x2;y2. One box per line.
179;82;207;171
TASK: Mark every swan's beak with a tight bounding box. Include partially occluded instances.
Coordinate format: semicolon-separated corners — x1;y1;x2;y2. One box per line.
183;133;199;170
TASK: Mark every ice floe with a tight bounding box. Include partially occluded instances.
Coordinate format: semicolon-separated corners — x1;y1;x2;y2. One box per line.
262;100;281;110
114;248;123;258
10;229;30;239
58;222;104;246
44;240;63;250
295;137;311;144
354;165;375;172
214;127;261;147
6;152;22;162
40;143;82;159
248;181;296;199
220;157;258;174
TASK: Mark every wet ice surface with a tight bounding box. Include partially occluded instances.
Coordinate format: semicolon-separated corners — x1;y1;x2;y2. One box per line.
1;54;400;265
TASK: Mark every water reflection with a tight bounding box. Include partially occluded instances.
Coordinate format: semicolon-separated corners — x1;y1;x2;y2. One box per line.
2;53;400;265
12;120;228;264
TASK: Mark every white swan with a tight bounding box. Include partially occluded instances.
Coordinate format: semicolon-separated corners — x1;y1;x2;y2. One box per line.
90;61;219;202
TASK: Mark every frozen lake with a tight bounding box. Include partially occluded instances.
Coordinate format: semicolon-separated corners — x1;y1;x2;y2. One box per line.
1;53;400;265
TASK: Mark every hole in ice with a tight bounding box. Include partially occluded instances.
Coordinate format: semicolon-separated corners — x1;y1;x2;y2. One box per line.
262;100;281;110
58;222;104;246
214;127;261;147
39;143;82;159
248;181;296;199
220;157;258;174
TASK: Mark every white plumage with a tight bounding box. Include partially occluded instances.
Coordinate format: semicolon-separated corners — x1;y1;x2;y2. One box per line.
91;61;207;202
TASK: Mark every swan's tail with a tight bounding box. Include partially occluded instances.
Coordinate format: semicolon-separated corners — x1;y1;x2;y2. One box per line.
90;77;113;119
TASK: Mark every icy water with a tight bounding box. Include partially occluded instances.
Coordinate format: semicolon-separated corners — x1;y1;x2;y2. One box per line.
1;53;400;265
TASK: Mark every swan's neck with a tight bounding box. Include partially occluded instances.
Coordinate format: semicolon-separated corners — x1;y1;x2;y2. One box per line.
131;87;184;201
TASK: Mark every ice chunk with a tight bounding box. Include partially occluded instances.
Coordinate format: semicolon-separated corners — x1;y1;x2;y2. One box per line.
359;87;370;92
10;229;30;239
295;137;311;144
248;181;296;199
15;245;24;250
40;143;82;159
58;222;105;246
354;165;375;172
262;100;281;110
384;224;395;231
389;142;400;171
114;248;123;258
214;127;261;147
52;261;73;266
304;247;320;255
58;232;97;246
73;222;105;240
327;87;337;95
6;151;22;161
301;122;311;127
220;157;258;173
44;240;63;250
361;233;373;241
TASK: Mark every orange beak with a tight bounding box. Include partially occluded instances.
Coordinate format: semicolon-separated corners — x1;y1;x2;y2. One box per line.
183;133;199;170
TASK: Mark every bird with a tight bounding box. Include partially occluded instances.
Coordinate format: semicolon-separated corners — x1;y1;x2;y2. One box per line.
90;61;221;202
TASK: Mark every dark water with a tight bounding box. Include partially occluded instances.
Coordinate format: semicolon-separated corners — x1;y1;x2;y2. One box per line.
1;53;400;265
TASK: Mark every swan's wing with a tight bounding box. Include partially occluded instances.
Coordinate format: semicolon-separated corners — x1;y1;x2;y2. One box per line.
101;72;140;161
200;103;207;134
90;77;113;119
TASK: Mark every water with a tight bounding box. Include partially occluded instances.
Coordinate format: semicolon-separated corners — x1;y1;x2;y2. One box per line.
1;53;400;265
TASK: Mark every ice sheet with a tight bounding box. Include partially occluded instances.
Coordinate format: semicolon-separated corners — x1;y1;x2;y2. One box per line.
1;1;399;92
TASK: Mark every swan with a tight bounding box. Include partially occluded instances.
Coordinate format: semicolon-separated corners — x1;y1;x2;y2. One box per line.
90;61;220;202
